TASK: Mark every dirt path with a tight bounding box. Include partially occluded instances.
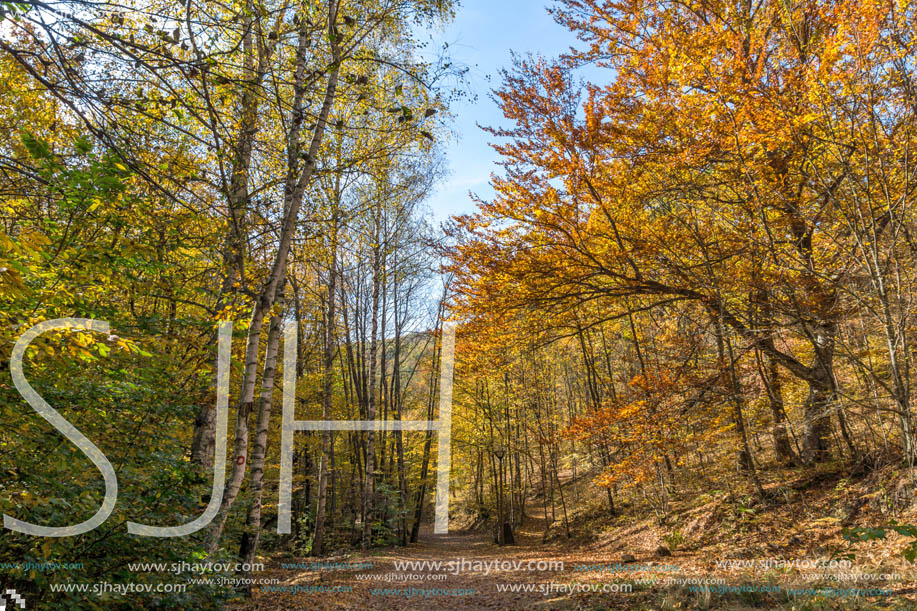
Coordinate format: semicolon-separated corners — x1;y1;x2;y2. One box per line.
230;485;917;611
234;512;657;610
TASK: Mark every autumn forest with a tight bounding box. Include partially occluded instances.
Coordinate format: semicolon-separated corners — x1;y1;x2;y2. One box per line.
3;0;917;609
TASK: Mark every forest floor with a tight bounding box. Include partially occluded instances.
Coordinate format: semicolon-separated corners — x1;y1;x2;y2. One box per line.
233;460;917;610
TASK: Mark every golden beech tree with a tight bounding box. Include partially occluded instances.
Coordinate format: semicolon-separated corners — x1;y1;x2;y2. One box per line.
447;0;917;476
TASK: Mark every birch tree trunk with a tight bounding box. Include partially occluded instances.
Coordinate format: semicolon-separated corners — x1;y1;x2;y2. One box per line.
208;0;342;553
238;291;287;570
191;1;284;469
362;194;382;549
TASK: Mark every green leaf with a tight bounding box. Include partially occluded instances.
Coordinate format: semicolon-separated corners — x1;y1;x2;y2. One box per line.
74;136;93;155
21;131;51;160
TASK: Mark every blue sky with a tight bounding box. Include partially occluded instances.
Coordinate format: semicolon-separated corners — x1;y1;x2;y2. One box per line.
422;0;581;226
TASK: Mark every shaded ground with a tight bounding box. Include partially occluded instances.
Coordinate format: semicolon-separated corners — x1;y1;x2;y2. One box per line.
232;463;917;610
232;511;658;610
231;518;916;609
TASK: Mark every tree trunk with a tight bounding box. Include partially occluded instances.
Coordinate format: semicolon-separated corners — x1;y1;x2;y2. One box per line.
363;196;382;549
756;349;797;465
238;294;286;570
208;2;342;553
802;323;837;464
190;0;284;469
312;230;337;557
410;323;441;542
